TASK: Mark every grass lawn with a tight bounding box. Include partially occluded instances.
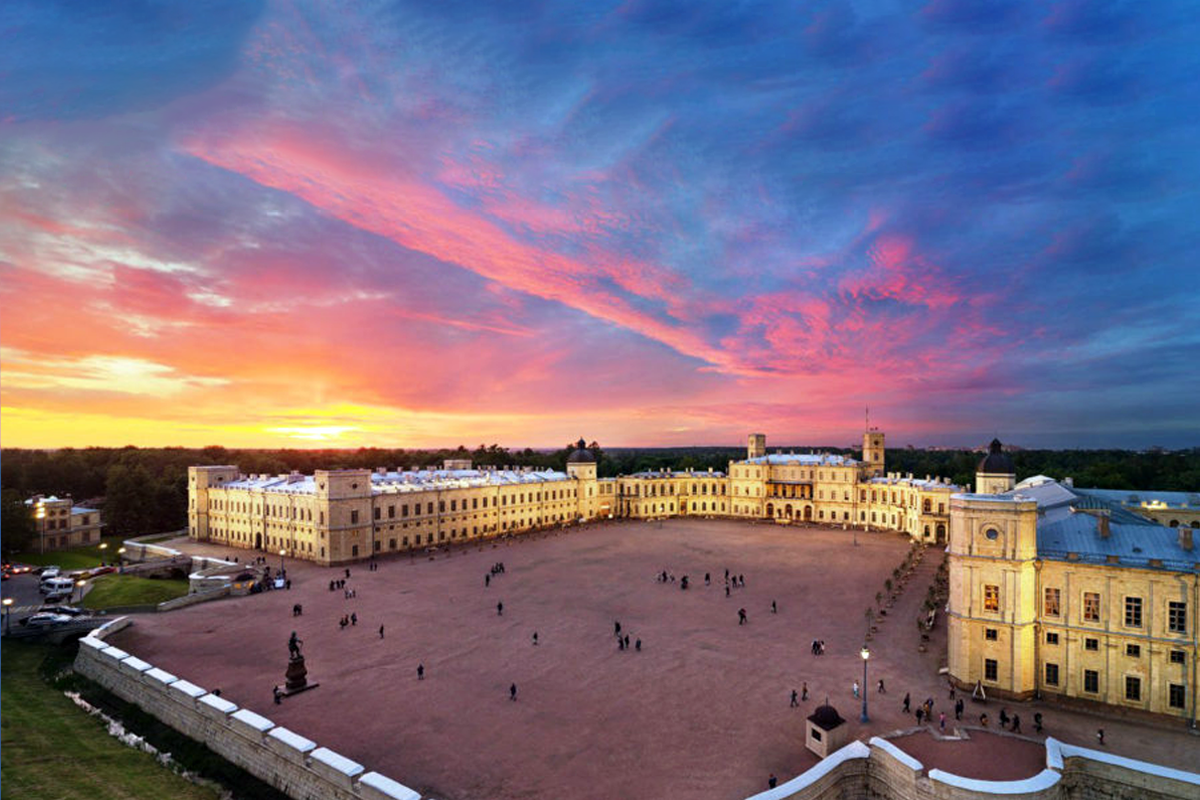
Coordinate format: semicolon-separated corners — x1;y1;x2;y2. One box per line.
0;642;218;800
10;536;127;571
81;575;190;610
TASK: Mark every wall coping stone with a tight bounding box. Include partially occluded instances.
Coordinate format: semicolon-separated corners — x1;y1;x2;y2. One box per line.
144;667;178;685
199;693;238;716
79;636;106;650
1044;738;1063;771
928;767;1061;794
100;645;129;661
268;726;316;754
169;679;207;699
311;746;365;778
121;656;153;673
869;736;924;772
745;740;871;800
231;708;274;733
358;771;421;800
1056;741;1200;786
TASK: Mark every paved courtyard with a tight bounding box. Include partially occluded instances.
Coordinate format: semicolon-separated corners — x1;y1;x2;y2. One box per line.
108;520;1197;799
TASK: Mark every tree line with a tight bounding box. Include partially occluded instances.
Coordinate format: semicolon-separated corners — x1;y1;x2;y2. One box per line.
2;444;1196;556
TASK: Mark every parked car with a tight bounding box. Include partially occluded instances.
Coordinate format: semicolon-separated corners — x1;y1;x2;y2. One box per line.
38;605;85;616
21;613;74;627
7;564;34;575
40;577;75;595
39;566;62;579
43;590;74;604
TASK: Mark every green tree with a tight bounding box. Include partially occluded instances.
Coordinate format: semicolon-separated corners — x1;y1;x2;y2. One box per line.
1;489;36;555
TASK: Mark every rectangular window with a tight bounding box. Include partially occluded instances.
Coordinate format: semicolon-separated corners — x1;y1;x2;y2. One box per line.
1124;597;1143;628
1085;638;1099;651
439;501;445;513
1084;670;1099;694
1046;632;1059;645
1169;684;1186;709
1044;588;1061;617
1124;675;1141;702
374;507;381;520
350;510;359;524
388;505;395;518
402;504;409;517
985;628;998;641
1126;643;1140;658
984;584;1000;612
1045;663;1059;686
984;659;998;681
1168;601;1187;633
1170;650;1186;665
1083;592;1101;622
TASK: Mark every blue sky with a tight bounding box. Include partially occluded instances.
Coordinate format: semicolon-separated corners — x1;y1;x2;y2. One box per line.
1;0;1198;448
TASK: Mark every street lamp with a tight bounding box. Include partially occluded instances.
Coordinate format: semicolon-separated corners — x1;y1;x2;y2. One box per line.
860;645;871;723
3;597;13;635
75;579;87;605
279;549;286;575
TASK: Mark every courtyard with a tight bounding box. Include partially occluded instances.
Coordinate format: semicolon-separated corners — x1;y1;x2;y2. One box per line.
105;519;1188;799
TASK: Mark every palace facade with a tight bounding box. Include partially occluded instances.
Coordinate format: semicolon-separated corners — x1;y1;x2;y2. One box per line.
188;430;963;564
24;494;104;551
947;442;1198;724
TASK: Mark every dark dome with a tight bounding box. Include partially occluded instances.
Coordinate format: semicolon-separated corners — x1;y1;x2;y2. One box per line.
567;438;595;463
807;703;845;731
978;438;1015;474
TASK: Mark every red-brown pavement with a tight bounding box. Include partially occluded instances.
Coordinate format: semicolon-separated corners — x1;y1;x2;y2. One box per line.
108;520;1199;800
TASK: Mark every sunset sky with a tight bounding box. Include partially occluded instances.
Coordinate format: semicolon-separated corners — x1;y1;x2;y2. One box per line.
2;1;1198;450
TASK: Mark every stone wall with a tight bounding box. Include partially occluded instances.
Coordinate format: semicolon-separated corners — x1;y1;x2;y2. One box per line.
743;735;1198;800
75;618;420;800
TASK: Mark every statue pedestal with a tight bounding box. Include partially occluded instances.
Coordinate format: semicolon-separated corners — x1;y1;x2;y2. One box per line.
280;654;319;697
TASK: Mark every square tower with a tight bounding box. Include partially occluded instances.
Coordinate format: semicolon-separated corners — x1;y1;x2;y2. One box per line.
188;465;240;541
862;431;885;477
747;433;766;459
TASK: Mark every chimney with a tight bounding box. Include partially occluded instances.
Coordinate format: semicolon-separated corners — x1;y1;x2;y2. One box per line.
1063;477;1074;488
1180;528;1194;552
1097;512;1110;539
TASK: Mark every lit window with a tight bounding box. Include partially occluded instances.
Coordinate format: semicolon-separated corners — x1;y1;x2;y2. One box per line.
984;584;1000;612
1044;588;1061;617
1083;592;1101;622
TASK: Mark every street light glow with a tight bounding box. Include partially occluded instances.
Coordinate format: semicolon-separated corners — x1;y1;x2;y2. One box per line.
861;645;870;661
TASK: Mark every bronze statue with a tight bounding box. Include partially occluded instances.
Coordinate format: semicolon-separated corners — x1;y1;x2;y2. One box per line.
288;631;303;659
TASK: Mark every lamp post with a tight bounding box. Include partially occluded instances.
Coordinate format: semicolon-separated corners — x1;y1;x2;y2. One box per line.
279;549;286;575
98;542;108;565
860;645;871;723
75;579;87;605
3;597;13;635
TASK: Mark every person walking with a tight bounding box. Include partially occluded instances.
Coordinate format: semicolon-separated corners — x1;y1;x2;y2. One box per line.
485;574;490;587
768;774;777;789
497;601;504;616
916;707;924;725
635;638;641;651
877;679;886;693
1012;714;1021;734
771;600;777;614
510;683;518;701
379;625;385;639
955;698;964;720
738;608;747;625
1096;728;1104;745
417;663;424;680
615;620;621;636
624;634;630;649
852;680;860;699
939;712;946;732
726;585;731;598
1034;712;1043;733
903;692;911;713
801;682;808;701
351;612;357;626
532;631;539;646
791;689;799;708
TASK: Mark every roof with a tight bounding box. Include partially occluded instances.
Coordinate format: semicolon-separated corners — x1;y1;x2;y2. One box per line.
221;468;573;496
977;438;1014;475
1075;487;1199;511
869;476;962;491
567;438;595;463
742;453;858;467
626;470;725;479
807;703;845;730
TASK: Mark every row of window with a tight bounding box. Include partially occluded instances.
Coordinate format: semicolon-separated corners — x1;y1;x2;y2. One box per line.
1043;589;1187;632
1041;663;1187;709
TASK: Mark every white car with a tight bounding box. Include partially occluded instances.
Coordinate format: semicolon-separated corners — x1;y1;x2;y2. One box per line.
40;566;61;579
22;613;73;627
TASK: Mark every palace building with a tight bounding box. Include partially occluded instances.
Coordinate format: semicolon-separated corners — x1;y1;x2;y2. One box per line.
947;442;1198;724
24;494;103;551
188;430;963;564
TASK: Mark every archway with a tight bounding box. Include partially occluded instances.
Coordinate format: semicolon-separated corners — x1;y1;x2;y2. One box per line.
803;505;813;522
766;503;774;518
1169;520;1179;528
254;532;262;550
785;504;794;519
936;523;946;543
